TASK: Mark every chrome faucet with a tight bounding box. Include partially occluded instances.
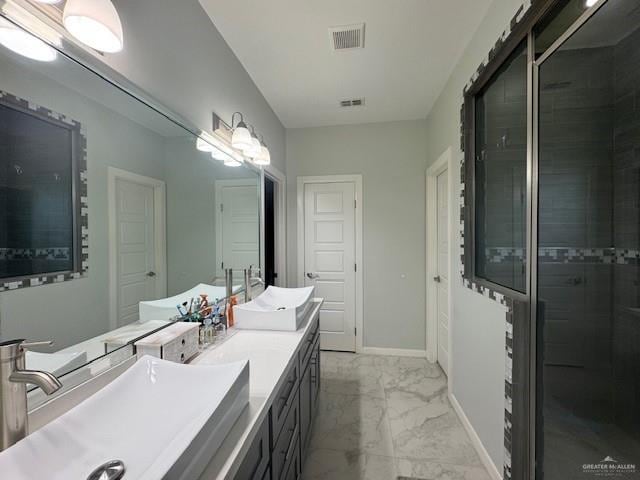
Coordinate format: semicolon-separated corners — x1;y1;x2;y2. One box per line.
0;339;63;451
244;265;265;303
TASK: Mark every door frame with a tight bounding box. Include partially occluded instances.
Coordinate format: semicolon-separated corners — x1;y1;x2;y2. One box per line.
214;178;262;281
108;167;167;330
263;165;287;287
426;147;454;378
297;174;363;353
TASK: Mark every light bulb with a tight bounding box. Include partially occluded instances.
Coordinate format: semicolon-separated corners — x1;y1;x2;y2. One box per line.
585;0;597;6
0;19;57;62
231;122;253;152
63;0;123;53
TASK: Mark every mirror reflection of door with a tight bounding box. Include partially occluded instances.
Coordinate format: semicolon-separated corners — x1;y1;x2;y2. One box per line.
264;176;276;287
215;179;260;282
115;177;159;327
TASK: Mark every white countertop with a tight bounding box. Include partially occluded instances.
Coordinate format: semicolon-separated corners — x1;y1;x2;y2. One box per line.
192;298;323;480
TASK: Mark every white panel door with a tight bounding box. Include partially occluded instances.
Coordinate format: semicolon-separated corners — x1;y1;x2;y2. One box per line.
436;169;449;374
221;185;260;279
116;178;157;326
304;182;356;352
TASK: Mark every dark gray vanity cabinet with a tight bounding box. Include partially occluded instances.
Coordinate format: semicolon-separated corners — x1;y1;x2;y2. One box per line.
233;412;271;480
299;330;320;458
234;313;320;480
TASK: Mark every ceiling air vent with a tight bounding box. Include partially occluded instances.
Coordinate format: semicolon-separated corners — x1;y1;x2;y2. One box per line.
340;98;365;108
329;23;365;51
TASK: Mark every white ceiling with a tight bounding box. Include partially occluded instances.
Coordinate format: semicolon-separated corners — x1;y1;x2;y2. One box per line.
198;0;493;128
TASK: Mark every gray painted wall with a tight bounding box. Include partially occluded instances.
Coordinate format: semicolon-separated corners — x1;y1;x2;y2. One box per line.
286;120;428;351
423;0;525;469
95;0;287;174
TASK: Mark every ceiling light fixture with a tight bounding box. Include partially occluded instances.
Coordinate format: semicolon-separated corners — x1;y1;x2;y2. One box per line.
230;112;253;152
254;135;271;166
63;0;123;53
0;18;57;62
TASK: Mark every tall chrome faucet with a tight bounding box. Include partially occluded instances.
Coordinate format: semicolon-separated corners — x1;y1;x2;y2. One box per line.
244;265;265;303
0;339;63;451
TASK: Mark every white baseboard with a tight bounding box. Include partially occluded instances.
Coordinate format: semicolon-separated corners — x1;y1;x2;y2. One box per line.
360;347;427;358
449;393;502;480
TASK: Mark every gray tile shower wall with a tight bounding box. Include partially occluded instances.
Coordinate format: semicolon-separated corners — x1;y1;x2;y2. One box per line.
612;25;640;436
537;46;614;379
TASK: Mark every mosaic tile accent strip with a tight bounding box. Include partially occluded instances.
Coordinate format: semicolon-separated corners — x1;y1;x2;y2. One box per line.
485;247;639;265
459;3;532;479
0;90;88;292
0;248;72;261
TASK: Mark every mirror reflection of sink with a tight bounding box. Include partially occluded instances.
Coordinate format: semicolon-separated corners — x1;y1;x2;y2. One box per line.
0;355;250;480
25;350;88;377
139;283;243;321
234;286;315;331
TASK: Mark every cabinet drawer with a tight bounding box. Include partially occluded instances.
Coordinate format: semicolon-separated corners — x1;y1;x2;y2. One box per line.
310;335;320;412
272;361;299;447
262;464;271;480
299;315;319;372
234;414;270;480
272;390;299;480
299;360;312;455
283;438;300;480
162;331;199;363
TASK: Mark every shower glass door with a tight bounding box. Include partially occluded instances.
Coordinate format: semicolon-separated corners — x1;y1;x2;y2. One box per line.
535;0;640;478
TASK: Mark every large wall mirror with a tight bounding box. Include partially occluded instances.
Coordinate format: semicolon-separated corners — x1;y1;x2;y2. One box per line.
0;15;261;404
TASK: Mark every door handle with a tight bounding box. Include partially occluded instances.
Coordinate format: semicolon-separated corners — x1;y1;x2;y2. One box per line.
146;271;157;277
306;272;319;279
433;275;441;283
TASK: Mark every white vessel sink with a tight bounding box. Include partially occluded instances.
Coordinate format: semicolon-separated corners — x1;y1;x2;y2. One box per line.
26;350;87;377
0;355;250;480
139;283;242;321
234;286;315;331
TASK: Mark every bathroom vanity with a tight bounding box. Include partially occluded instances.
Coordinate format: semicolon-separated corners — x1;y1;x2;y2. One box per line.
195;299;322;480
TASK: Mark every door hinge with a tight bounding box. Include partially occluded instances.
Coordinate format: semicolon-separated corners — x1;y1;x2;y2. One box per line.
354;263;357;272
354;198;357;209
354;327;357;336
220;203;224;212
221;261;224;269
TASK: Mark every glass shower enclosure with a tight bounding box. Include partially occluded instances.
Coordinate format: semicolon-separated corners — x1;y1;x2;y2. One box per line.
534;0;640;478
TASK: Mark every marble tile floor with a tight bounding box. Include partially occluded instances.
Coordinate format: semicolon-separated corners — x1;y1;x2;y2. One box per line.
301;352;492;480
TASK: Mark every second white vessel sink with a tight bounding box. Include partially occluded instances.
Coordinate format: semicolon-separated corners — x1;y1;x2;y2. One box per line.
234;286;315;331
0;355;250;480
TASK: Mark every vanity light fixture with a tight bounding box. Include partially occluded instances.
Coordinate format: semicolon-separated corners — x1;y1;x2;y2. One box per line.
246;126;262;159
196;130;244;166
254;135;271;166
0;17;57;62
224;157;242;167
63;0;124;53
231;112;253;152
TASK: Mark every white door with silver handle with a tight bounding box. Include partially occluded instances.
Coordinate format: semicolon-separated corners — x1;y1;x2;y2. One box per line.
303;181;356;352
